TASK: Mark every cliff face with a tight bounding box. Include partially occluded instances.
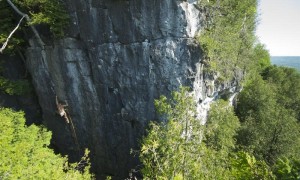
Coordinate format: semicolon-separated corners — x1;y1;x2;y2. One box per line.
24;0;239;178
0;54;41;126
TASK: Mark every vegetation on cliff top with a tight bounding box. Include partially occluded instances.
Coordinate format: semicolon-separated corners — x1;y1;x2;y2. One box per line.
198;0;260;80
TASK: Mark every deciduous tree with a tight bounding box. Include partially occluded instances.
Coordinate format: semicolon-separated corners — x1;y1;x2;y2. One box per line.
0;108;93;179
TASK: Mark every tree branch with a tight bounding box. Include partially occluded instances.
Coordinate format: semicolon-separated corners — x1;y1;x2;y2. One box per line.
1;0;45;53
0;16;25;53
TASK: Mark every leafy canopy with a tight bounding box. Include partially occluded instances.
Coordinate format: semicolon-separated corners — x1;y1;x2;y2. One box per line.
0;108;93;179
236;68;300;164
140;87;204;179
198;0;259;80
0;0;69;51
139;87;273;179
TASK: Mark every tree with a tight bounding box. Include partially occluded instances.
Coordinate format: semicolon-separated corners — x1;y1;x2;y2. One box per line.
139;87;204;179
0;108;93;179
0;0;69;53
252;43;271;72
198;0;258;80
205;100;240;152
262;66;300;121
202;100;241;179
236;75;276;123
0;0;70;98
236;74;300;164
140;88;243;179
230;151;274;180
273;157;300;179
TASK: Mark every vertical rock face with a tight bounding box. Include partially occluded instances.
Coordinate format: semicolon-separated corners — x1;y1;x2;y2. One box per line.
0;54;41;125
25;0;238;178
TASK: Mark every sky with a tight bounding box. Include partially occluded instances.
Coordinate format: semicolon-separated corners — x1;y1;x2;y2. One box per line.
256;0;300;56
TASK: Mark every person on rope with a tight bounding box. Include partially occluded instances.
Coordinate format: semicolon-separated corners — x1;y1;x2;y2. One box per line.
55;96;70;123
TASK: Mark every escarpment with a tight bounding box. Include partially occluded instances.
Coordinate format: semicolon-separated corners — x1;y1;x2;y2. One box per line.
15;0;241;178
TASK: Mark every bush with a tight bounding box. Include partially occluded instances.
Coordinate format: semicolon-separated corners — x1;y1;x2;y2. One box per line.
0;108;93;179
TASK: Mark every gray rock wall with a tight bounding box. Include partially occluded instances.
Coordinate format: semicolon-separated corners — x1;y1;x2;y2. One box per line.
0;54;41;125
25;0;238;178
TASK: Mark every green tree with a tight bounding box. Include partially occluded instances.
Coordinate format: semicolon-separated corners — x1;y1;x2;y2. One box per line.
205;100;240;152
202;100;241;179
273;157;300;179
0;0;69;52
0;0;24;53
11;0;69;37
252;43;271;72
236;75;276;122
198;0;258;79
262;66;300;121
140;87;204;179
0;108;93;179
230;151;274;180
236;75;300;164
0;76;32;95
139;88;247;179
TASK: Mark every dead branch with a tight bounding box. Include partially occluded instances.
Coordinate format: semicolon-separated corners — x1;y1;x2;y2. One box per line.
0;0;45;53
0;16;25;53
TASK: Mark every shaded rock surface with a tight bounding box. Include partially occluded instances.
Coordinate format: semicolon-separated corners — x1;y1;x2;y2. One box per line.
23;0;240;178
0;54;42;125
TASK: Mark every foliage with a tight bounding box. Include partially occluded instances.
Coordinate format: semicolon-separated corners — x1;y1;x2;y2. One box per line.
236;74;276;122
262;66;300;121
0;108;93;179
230;151;274;179
252;43;271;72
198;0;258;79
13;0;69;37
202;100;242;179
139;87;204;179
273;157;300;179
139;85;300;179
0;1;24;52
240;43;271;84
236;72;300;164
0;0;69;51
140;88;251;179
0;0;69;96
139;81;300;179
205;100;240;152
0;76;32;95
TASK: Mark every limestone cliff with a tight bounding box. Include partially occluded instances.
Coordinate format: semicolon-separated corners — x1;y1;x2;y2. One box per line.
22;0;240;178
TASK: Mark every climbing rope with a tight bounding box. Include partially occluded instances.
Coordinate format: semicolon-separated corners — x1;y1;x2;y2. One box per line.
65;111;81;153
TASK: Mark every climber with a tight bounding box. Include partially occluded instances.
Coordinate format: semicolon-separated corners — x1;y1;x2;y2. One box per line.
55;96;70;123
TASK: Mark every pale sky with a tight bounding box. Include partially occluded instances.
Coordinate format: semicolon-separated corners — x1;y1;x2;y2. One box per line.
256;0;300;56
